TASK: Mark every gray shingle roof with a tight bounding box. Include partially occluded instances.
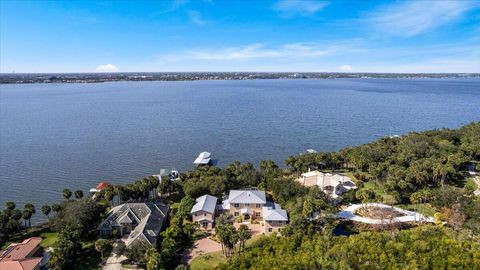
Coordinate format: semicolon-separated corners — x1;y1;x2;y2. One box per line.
98;202;170;246
191;195;218;214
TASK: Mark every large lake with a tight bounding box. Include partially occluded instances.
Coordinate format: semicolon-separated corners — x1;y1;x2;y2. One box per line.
1;78;479;220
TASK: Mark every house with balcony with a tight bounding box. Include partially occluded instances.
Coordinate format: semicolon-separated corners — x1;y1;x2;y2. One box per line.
220;189;267;221
191;194;218;230
192;188;288;233
263;203;288;233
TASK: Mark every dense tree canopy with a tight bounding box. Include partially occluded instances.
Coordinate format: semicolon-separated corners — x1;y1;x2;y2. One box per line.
218;226;480;270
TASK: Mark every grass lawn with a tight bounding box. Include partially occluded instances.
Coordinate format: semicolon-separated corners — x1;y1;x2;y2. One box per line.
39;231;58;247
395;203;437;217
190;250;226;270
362;181;394;203
2;226;58;249
189;234;265;270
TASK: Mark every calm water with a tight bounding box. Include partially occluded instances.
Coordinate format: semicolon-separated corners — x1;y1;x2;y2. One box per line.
1;78;479;221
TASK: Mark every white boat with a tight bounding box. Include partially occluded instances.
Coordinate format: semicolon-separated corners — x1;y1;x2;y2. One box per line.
153;168;180;181
194;151;211;166
169;168;180;181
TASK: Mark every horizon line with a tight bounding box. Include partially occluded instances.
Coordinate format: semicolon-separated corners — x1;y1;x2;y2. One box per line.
1;71;479;75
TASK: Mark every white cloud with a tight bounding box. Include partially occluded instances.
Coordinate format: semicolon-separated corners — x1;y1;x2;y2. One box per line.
95;64;119;72
274;0;328;17
188;10;209;25
367;1;478;37
160;41;360;61
339;65;352;71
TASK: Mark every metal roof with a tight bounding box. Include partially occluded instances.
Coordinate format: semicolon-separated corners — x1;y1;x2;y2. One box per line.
191;194;218;214
263;206;288;221
226;189;266;204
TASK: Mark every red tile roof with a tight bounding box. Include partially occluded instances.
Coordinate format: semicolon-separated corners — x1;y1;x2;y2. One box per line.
96;182;110;190
0;257;42;270
0;237;42;270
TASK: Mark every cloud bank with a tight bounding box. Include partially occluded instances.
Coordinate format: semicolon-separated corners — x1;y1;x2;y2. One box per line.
95;64;119;72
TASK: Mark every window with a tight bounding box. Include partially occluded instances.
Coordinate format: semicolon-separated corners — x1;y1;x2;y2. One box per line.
245;203;250;207
204;213;207;216
268;228;272;232
255;212;261;217
234;212;239;217
234;203;239;208
256;204;261;208
278;228;282;232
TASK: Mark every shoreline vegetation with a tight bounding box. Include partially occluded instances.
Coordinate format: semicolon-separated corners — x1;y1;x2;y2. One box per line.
1;122;479;269
1;72;479;84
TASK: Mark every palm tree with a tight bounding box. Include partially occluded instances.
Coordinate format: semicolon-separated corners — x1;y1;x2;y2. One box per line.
24;203;35;215
149;176;159;199
11;209;22;231
22;209;33;228
5;201;16;211
41;205;51;218
51;203;62;213
63;189;72;200
74;190;84;199
237;224;251;253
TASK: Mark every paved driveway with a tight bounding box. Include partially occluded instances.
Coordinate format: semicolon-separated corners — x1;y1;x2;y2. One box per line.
183;223;264;263
234;223;263;235
182;236;222;263
103;254;130;270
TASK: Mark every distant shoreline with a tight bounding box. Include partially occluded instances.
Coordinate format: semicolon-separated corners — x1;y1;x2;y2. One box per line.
1;72;479;84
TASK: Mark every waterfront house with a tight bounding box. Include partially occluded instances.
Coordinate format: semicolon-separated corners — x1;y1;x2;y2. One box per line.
296;170;357;198
191;194;218;230
219;189;267;220
192;188;288;233
0;237;43;270
98;201;170;247
263;203;288;233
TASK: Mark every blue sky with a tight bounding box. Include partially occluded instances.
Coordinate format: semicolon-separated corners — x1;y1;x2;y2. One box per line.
1;0;479;73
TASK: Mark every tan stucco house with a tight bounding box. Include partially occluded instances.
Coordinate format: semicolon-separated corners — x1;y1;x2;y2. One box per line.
297;170;357;198
191;194;218;230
